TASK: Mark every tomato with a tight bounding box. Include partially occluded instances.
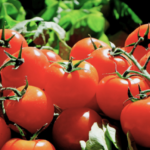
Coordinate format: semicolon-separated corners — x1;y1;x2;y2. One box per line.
44;60;99;110
4;85;54;134
1;47;50;96
52;107;102;150
69;37;111;60
0;117;11;149
96;74;150;120
0;29;28;66
1;138;56;150
86;47;133;82
124;24;150;61
120;97;150;147
40;49;62;64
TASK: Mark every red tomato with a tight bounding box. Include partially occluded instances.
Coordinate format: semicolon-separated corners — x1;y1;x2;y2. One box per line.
96;74;150;120
1;47;50;96
52;108;102;150
0;117;11;149
124;24;150;61
120;97;150;147
69;37;111;60
44;60;99;110
40;49;62;64
86;47;133;82
0;29;28;66
4;85;54;134
1;138;56;150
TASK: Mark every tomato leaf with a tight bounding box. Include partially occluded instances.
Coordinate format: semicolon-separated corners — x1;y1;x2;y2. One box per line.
80;120;124;150
127;132;138;150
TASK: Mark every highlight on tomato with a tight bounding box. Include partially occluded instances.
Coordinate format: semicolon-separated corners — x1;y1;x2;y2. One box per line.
0;79;54;134
0;25;28;67
44;57;99;110
52;107;102;150
40;48;62;64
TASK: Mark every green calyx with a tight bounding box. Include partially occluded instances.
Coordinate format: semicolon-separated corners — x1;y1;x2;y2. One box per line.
126;24;150;50
0;23;15;48
126;85;149;103
14;122;48;140
57;57;91;73
0;77;28;101
0;44;24;70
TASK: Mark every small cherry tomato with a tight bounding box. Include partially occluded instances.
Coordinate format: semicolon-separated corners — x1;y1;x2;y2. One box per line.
4;85;54;134
96;74;150;120
44;60;99;110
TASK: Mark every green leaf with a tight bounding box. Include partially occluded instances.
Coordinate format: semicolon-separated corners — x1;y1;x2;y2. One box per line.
37;1;58;21
4;2;18;15
80;120;124;150
87;12;104;32
127;132;138;150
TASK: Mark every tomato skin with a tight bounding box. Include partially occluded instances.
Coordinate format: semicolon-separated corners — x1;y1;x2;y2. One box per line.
1;138;56;150
96;75;150;120
0;29;28;66
44;60;99;110
4;85;54;134
69;37;111;60
0;117;11;149
120;98;150;147
86;47;132;82
1;47;50;96
40;49;62;64
52;108;102;150
124;24;150;61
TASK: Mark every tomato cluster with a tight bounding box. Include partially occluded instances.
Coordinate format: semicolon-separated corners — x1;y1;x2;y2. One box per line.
1;23;150;150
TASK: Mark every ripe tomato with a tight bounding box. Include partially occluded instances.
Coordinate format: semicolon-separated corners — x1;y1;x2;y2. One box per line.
86;47;133;82
52;108;102;150
96;74;150;120
120;97;150;147
4;85;54;134
1;138;56;150
0;29;28;66
69;37;111;60
124;24;150;61
0;117;11;149
44;60;99;110
1;47;50;96
40;49;62;64
139;51;150;74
